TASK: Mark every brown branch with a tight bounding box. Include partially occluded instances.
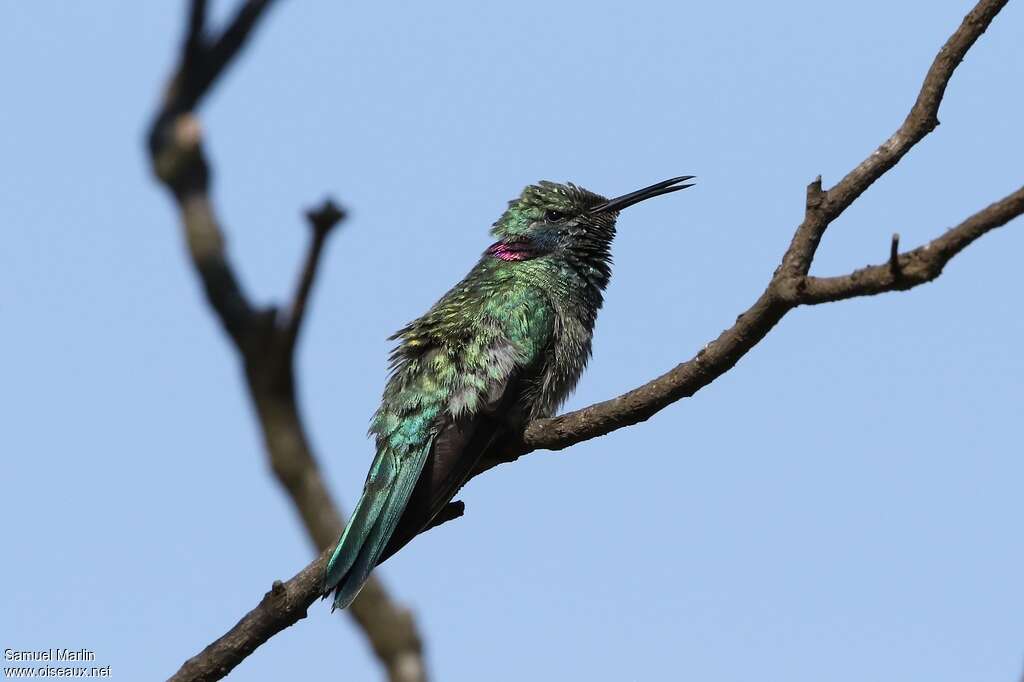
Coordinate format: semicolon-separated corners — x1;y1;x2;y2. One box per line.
168;550;332;682
170;504;466;682
889;233;902;278
148;2;427;682
283;200;347;355
512;289;788;455
800;186;1024;304
776;0;1009;286
167;0;1020;677
425;501;466;532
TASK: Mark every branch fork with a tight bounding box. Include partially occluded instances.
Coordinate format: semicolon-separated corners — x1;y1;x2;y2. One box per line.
149;2;427;682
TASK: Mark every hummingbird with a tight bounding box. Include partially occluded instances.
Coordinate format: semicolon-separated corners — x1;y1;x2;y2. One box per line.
323;175;694;609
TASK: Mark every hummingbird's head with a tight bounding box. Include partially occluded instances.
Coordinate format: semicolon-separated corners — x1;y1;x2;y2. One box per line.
488;176;694;290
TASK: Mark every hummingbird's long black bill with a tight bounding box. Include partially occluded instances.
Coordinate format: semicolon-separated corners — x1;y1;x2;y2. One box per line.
590;175;695;214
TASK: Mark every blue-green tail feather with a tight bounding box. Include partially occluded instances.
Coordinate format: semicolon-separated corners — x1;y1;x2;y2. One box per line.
322;444;431;610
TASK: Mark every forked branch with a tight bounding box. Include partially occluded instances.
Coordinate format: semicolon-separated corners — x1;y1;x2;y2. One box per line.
149;2;427;681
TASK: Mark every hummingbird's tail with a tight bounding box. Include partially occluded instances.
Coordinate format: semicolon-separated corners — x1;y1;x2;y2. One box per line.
322;446;428;610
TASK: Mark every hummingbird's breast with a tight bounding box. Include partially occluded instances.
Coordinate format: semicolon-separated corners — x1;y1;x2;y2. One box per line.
526;283;597;420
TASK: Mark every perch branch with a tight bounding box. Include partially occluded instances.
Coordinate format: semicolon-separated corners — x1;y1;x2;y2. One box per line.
168;550;333;682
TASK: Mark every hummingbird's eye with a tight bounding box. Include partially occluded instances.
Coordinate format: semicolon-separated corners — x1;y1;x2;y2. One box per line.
545;209;565;222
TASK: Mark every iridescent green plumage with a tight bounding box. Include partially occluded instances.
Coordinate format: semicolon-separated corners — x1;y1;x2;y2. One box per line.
323;176;693;609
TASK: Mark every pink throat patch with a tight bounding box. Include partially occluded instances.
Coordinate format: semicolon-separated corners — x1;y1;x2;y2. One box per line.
487;241;536;261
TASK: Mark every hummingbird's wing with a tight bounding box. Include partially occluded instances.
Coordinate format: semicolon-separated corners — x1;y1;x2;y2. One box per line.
378;357;527;563
379;283;556;563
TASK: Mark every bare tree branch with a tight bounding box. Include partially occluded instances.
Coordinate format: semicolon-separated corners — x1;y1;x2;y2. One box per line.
777;0;1010;282
166;0;1021;678
147;3;427;681
283;200;347;355
799;185;1024;304
168;550;332;682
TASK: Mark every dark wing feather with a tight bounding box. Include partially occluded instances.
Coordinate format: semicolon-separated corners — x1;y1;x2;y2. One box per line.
378;369;525;564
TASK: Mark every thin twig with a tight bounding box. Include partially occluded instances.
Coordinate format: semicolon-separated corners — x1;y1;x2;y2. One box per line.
889;232;902;277
424;501;466;533
284;200;347;354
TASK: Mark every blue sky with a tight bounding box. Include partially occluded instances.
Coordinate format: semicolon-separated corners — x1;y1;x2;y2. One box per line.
2;2;1022;680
